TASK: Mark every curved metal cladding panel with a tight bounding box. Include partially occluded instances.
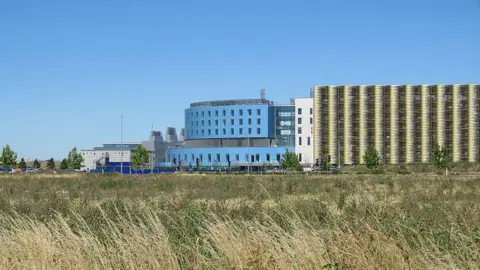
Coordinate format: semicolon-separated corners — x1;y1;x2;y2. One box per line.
405;85;414;163
359;86;368;164
165;146;294;167
344;86;353;164
374;85;384;162
328;86;338;164
437;85;446;147
313;86;322;161
390;86;399;164
421;85;431;163
452;85;462;162
468;84;478;162
184;104;274;140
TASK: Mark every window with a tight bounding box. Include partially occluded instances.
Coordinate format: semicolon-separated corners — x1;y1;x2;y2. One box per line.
216;153;220;162
222;119;226;125
248;128;252;134
191;121;194;126
202;130;205;135
200;154;203;162
255;154;260;162
208;120;211;126
277;154;281;162
196;130;198;135
310;118;313;125
239;128;243;135
257;118;261;125
248;118;252;125
248;109;252;116
196;121;198;126
231;128;234;135
257;109;261;115
239;109;243;116
266;153;270;162
234;153;239;162
215;110;219;116
231;110;234;116
215;129;219;135
245;153;249;161
307;137;311;145
208;129;211;135
196;112;198;117
310;108;313;115
257;128;261;134
299;137;302;146
231;119;234;125
208;111;211;117
299;153;302;162
239;119;243;125
208;154;212;162
201;120;204;126
202;112;204;117
298;118;302;124
226;154;230;163
223;128;226;135
215;120;219;126
298;108;302;115
299;127;303;134
222;110;226;116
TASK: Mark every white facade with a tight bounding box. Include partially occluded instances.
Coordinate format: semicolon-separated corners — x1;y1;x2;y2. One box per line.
81;147;134;171
295;98;314;166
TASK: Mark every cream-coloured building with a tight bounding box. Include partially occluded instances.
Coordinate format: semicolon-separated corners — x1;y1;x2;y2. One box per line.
313;84;480;164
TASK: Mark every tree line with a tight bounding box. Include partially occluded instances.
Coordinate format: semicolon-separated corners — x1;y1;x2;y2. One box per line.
0;145;84;170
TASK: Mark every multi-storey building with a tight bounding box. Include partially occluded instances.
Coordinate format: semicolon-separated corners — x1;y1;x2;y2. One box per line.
294;97;314;166
166;98;295;168
313;84;480;165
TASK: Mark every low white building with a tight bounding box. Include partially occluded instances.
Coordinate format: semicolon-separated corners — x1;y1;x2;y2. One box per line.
80;128;182;171
295;97;314;166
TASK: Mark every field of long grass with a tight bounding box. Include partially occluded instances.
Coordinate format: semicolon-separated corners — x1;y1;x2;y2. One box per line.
0;173;478;269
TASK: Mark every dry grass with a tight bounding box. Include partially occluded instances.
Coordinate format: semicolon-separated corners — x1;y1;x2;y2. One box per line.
0;173;478;269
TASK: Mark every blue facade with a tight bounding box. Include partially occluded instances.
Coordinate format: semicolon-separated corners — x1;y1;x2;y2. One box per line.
166;147;294;167
184;105;275;140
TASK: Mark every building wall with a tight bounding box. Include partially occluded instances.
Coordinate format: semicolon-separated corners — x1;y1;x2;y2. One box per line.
184;105;275;140
81;150;132;170
313;84;480;165
165;146;294;167
295;98;314;165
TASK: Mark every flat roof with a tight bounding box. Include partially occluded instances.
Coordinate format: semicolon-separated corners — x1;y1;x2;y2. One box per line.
190;99;273;108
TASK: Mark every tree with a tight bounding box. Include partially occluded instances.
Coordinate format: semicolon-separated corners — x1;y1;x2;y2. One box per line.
18;158;27;169
1;144;17;170
281;149;303;172
432;143;449;175
363;146;381;171
60;158;69;170
46;158;56;169
67;146;84;169
132;145;149;170
33;159;41;169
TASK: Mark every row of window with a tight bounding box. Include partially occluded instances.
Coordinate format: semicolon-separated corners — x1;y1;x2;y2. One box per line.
297;117;313;125
190;109;262;118
171;152;283;163
297;108;313;115
190;118;261;127
297;127;314;135
298;137;311;146
190;127;262;136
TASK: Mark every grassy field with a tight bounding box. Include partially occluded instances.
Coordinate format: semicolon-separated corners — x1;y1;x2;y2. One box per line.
0;173;478;269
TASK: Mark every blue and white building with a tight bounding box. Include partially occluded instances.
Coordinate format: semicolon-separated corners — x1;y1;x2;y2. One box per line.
166;98;295;169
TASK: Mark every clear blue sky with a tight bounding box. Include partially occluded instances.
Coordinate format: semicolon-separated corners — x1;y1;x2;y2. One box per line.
0;0;478;160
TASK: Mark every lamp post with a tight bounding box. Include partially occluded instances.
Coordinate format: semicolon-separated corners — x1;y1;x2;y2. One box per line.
120;113;123;175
